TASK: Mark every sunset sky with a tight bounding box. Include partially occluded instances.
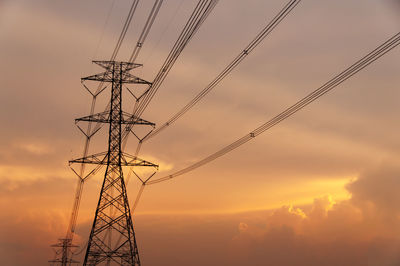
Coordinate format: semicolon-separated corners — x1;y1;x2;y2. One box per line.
1;0;400;265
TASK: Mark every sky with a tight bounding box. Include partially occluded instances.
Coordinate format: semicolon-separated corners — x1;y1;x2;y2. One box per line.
0;0;400;265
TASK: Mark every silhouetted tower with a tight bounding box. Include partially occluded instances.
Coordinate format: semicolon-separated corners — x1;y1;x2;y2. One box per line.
69;61;158;265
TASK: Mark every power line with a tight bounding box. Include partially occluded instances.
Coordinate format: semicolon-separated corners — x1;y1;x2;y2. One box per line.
132;0;219;119
120;0;164;152
144;0;301;141
142;0;186;65
121;0;219;144
110;0;140;61
147;31;400;185
122;0;301;208
129;0;164;63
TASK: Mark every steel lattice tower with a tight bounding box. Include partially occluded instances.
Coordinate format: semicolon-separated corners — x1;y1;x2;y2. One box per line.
69;61;158;265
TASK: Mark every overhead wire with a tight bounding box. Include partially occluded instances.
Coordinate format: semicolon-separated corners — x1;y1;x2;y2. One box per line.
110;0;140;61
123;0;300;208
120;0;219;146
142;0;186;65
131;184;146;214
146;31;400;185
120;0;219;195
121;0;165;150
123;0;300;211
118;0;168;191
144;0;302;141
132;0;219;119
66;92;102;239
129;0;164;63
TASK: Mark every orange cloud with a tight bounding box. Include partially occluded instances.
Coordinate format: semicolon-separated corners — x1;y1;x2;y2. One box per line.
228;164;400;266
2;163;400;265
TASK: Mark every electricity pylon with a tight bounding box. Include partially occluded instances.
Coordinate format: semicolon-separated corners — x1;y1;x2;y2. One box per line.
54;61;158;265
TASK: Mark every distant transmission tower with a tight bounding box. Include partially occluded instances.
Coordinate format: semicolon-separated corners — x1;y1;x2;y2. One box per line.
66;61;158;265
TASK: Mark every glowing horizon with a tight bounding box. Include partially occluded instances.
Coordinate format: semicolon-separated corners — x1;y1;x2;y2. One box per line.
0;0;399;265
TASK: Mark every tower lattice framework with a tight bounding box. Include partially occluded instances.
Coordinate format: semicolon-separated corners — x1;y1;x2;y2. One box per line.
70;61;158;265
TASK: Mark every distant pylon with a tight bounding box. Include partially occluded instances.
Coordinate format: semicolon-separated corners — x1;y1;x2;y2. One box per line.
69;61;158;265
49;238;79;265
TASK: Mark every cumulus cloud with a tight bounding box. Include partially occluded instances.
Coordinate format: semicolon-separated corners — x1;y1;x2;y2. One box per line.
347;164;400;214
2;164;400;266
1;0;399;265
229;164;400;266
77;165;400;266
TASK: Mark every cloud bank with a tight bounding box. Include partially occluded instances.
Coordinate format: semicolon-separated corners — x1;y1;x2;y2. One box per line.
2;164;400;265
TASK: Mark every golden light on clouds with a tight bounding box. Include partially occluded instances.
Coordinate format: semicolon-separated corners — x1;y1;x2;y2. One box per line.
218;176;353;214
0;0;399;265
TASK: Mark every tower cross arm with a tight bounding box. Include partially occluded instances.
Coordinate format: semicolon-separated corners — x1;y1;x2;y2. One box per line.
75;111;155;126
122;111;155;126
121;72;152;84
121;152;159;169
92;60;142;71
76;111;109;124
69;152;159;168
81;72;113;83
81;71;151;84
69;152;108;165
